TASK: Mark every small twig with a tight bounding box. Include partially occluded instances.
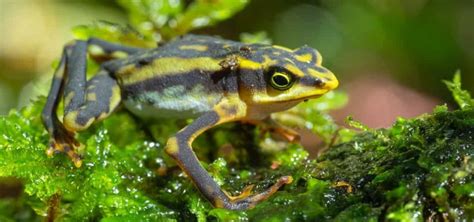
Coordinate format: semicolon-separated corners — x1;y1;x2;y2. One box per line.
46;193;61;222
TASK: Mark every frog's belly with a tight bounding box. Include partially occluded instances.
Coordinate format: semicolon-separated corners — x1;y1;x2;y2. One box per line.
123;85;223;119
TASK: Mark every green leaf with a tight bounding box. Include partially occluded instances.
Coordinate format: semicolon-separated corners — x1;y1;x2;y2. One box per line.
118;0;249;40
175;0;248;35
117;0;184;41
72;21;154;47
240;31;272;44
443;71;473;110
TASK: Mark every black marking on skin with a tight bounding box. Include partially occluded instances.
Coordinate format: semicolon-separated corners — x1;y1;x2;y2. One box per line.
314;66;329;73
74;73;118;126
135;57;154;68
300;76;325;88
237;68;267;93
42;52;67;134
121;69;229;101
210;67;232;84
64;41;88;114
221;72;239;95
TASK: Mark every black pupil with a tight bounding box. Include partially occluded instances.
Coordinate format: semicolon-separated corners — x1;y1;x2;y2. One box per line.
273;75;289;86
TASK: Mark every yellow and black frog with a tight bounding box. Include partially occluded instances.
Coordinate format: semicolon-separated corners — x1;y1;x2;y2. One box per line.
42;35;338;210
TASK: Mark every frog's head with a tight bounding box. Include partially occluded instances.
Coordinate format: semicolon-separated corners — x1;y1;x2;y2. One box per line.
236;44;339;108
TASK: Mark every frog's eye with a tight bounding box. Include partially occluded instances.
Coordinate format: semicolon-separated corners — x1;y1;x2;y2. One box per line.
270;71;293;90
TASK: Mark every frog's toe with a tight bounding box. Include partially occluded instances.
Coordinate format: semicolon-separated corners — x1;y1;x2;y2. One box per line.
273;127;300;142
261;125;300;143
224;184;255;201
221;175;293;210
48;129;83;167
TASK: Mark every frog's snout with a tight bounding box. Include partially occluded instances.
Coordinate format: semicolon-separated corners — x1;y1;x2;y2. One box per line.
317;68;339;91
300;72;339;92
323;75;339;91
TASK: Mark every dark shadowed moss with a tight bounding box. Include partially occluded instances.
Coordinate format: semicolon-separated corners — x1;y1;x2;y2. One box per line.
317;108;474;221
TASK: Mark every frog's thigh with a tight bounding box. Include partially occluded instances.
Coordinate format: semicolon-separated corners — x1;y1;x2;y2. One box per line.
63;72;121;131
165;112;233;205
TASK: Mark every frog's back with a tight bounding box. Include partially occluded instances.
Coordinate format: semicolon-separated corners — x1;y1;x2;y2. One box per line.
107;35;243;119
154;34;244;58
108;35;243;70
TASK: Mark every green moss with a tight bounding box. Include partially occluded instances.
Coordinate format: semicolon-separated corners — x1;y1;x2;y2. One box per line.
318;108;474;221
2;76;473;221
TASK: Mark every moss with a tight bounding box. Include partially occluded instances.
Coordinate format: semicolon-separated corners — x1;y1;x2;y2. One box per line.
1;75;473;221
318;108;474;221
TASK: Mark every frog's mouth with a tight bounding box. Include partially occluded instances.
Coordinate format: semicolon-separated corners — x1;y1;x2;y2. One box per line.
273;90;328;103
254;88;331;104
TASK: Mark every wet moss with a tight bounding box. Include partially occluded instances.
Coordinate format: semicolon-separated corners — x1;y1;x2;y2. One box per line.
1;75;473;221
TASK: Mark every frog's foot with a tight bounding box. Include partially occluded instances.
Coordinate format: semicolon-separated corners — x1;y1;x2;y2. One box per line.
272;127;300;143
47;128;82;167
220;176;293;210
261;125;300;143
223;184;255;201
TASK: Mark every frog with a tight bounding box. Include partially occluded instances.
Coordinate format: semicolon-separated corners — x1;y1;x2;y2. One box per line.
41;34;339;210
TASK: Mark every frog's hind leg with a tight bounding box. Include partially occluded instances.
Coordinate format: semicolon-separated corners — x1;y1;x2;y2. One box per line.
42;39;142;167
62;70;121;133
165;105;293;210
41;47;81;164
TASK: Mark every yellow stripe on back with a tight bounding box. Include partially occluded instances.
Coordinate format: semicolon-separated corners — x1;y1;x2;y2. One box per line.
238;57;262;70
295;53;314;64
238;56;279;70
117;57;223;84
284;64;304;77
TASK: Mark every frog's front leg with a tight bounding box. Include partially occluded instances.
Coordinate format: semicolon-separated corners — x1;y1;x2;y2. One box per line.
247;117;300;143
165;102;293;210
42;39;143;167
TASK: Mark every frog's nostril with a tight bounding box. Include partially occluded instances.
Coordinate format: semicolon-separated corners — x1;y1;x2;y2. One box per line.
315;78;325;87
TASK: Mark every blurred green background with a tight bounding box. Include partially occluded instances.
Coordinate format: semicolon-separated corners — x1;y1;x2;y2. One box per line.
1;0;473;127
